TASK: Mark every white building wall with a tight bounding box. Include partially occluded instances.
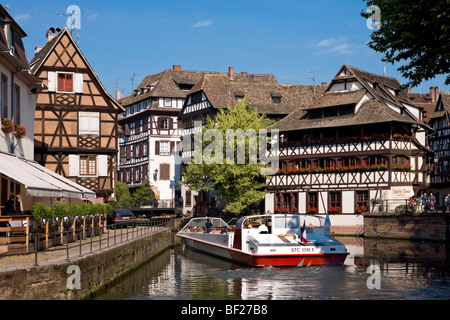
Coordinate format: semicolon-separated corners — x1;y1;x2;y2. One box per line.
149;136;181;201
0;64;36;160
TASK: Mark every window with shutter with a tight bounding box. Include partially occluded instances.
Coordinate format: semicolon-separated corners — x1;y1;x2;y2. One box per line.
160;141;170;155
58;73;73;92
80;155;97;176
160;163;170;180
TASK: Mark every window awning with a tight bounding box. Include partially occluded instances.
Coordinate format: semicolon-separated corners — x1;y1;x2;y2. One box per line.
0;152;96;199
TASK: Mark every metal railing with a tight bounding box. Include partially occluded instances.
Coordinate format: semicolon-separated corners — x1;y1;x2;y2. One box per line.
30;217;170;267
111;199;182;209
370;199;449;214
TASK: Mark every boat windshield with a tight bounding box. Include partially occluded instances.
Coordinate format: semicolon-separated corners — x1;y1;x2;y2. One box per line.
182;218;229;230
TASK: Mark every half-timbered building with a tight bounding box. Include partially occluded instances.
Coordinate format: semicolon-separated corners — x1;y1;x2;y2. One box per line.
427;91;450;202
30;27;124;203
0;8;95;217
178;67;327;216
265;65;433;214
118;65;220;204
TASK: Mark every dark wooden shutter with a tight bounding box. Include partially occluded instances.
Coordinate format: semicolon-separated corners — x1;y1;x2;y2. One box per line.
126;145;131;160
170;141;175;155
160;163;170;180
155;141;160;155
136;121;140;134
169;117;173;130
143;119;148;131
139;142;144;157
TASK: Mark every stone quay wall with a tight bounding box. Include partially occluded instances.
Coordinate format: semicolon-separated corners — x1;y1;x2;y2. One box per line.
0;227;174;300
363;212;450;242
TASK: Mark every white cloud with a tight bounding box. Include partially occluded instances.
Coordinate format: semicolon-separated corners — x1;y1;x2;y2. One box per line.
14;13;30;22
316;38;334;47
193;19;213;28
311;38;355;55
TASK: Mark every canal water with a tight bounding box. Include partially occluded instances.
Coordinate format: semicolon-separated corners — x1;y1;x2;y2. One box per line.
94;237;450;300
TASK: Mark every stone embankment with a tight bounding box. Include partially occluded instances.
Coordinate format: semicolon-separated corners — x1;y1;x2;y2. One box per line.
0;219;182;300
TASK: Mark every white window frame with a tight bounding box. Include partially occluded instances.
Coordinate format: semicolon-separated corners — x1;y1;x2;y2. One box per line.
160;141;170;155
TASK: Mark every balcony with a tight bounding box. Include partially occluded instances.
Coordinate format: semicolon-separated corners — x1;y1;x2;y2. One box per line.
267;168;416;189
268;135;412;158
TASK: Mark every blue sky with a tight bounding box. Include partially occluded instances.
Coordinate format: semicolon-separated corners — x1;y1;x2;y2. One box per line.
7;0;450;98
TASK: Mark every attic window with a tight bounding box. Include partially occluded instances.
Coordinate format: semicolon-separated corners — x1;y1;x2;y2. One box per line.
271;93;282;104
58;73;73;92
235;91;245;102
178;83;194;91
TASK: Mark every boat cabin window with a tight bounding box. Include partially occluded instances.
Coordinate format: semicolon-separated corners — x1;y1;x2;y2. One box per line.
274;215;299;229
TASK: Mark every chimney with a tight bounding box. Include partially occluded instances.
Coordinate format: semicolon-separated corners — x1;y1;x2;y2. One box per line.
116;90;121;101
173;65;181;71
35;46;43;54
228;66;234;79
434;86;439;102
241;71;248;75
46;27;61;43
407;87;412;94
430;87;436;102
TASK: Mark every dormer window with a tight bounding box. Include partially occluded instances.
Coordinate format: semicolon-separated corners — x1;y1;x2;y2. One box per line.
235;95;245;102
271;92;282;104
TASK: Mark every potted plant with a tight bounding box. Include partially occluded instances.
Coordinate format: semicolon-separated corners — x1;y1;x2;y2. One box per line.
14;124;26;139
371;199;384;212
328;206;342;214
306;207;318;214
356;205;367;214
1;117;13;134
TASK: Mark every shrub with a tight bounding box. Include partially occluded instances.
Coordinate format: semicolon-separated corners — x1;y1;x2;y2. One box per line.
33;203;52;222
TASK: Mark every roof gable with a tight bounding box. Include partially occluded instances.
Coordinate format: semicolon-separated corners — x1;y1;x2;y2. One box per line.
30;28;124;112
269;65;431;132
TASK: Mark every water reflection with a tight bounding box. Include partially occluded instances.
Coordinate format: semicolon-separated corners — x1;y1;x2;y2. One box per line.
94;237;450;300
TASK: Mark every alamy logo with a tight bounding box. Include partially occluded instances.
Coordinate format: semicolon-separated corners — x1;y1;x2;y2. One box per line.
66;5;81;31
366;264;381;290
366;5;381;30
180;121;280;175
67;265;81;290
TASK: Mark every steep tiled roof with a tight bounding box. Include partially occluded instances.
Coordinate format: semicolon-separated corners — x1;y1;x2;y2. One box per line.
185;73;326;116
429;92;450;120
0;5;30;68
305;89;366;110
268;65;430;132
121;69;222;106
29;29;63;73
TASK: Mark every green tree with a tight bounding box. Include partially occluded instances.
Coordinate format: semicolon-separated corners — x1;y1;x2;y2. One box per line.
116;181;132;201
182;98;273;216
131;179;155;202
362;0;450;87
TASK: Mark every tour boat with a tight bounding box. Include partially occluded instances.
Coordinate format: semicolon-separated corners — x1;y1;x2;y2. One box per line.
177;214;349;267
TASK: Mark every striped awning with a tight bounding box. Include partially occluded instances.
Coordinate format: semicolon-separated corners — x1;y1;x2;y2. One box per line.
0;152;96;199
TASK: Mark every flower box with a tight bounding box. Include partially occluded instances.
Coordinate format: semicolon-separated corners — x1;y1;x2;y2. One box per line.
1;118;13;134
14;124;26;139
